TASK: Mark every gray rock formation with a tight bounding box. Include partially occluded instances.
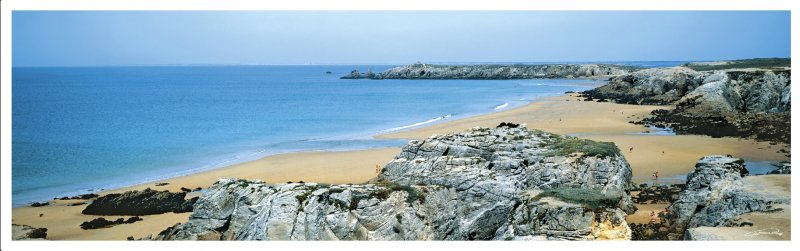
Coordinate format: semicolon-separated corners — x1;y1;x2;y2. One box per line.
12;224;48;240
342;63;636;80
154;126;635;240
583;67;706;105
82;188;198;216
583;67;790;114
677;70;790;114
585;67;790;143
666;155;790;239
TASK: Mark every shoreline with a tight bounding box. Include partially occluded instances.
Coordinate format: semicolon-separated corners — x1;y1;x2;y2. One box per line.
12;93;790;240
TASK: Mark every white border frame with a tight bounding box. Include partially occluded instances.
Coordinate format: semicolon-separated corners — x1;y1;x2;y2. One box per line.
1;1;797;250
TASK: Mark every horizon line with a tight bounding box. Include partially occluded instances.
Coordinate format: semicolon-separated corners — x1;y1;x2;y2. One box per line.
11;57;790;68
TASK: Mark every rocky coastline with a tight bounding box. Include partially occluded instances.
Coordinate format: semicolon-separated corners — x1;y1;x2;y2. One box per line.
342;63;637;80
580;62;790;144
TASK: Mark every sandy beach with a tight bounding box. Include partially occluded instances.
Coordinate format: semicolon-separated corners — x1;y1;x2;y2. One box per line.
12;148;400;240
12;94;790;240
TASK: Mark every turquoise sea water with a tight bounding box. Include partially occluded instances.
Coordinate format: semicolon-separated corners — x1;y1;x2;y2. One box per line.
12;65;606;206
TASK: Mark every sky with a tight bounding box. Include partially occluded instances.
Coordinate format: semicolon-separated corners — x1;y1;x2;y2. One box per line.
12;11;791;66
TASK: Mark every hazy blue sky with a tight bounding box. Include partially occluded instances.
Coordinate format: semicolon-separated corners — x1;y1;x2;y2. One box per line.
12;11;790;66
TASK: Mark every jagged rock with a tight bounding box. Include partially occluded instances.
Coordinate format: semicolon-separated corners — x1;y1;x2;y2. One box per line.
12;224;48;240
82;188;197;215
341;63;636;80
582;67;706;105
154;126;635;241
666;155;790;238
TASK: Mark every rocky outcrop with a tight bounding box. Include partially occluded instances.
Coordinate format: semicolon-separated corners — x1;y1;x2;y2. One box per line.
154;126;636;240
342;63;636;80
666;155;790;239
582;67;706;105
82;188;198;216
584;67;790;143
12;224;48;240
80;216;143;230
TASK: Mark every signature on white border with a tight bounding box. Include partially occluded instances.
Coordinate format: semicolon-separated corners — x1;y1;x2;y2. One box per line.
743;227;783;237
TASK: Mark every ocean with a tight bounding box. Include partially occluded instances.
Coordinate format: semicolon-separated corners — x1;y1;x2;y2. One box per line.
12;65;605;206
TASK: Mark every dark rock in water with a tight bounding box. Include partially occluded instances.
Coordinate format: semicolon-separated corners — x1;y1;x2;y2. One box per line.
80;216;143;230
12;224;48;240
180;187;192;193
155;183;169;186
325;71;332;74
30;202;49;207
193;187;202;191
496;122;520;128
81;188;196;216
154;126;635;240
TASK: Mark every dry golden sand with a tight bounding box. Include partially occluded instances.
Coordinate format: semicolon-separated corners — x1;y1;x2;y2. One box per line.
13;94;790;240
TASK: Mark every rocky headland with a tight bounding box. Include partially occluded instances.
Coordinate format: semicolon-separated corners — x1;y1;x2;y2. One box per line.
150;125;637;240
342;63;637;80
581;59;790;143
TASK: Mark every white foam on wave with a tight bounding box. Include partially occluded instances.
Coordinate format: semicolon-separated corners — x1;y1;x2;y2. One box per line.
384;114;452;132
494;102;509;110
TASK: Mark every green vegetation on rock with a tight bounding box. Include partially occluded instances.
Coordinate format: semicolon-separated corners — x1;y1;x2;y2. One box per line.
546;136;621;158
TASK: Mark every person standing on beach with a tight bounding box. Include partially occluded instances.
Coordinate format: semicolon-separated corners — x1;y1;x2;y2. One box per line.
375;164;382;174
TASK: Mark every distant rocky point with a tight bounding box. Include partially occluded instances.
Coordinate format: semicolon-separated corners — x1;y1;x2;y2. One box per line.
342;63;637;80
